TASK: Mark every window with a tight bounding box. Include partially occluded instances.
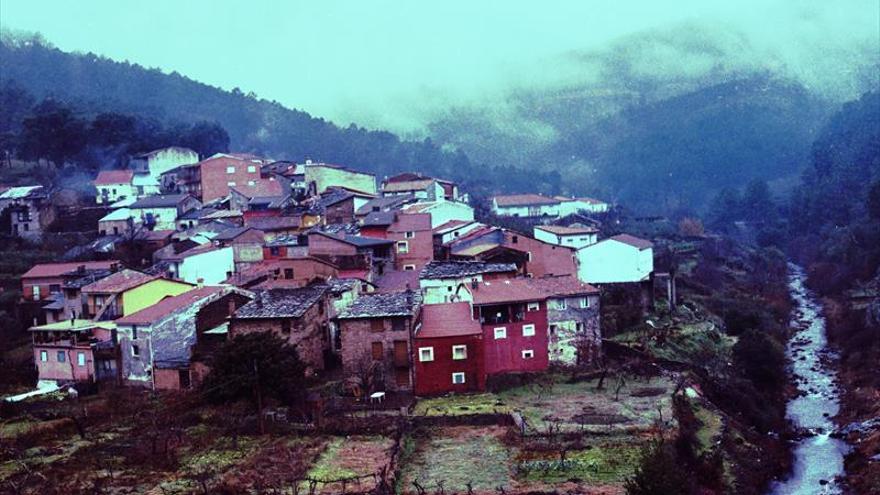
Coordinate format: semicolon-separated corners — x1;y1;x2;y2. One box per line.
247;180;255;186
522;324;536;337
57;351;66;363
580;297;590;308
396;241;409;254
527;302;540;312
452;345;467;360
131;344;140;357
452;372;466;384
404;231;415;239
49;284;61;294
370;319;385;332
269;246;280;256
512;235;518;244
284;268;294;279
247;165;256;173
131;326;138;340
549;324;557;335
371;342;383;360
32;285;41;300
494;327;507;339
554;299;567;310
226;166;236;174
281;319;291;334
40;350;47;362
227;181;236;187
522;349;535;359
77;352;86;367
391;318;406;332
403;264;416;271
418;347;434;362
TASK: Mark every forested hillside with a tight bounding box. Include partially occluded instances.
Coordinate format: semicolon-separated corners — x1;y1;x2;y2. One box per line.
0;34;561;196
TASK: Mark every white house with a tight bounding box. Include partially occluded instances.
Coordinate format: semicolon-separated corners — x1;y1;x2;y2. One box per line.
403;200;474;228
164;245;235;285
132;173;161;197
128;194;201;231
556;197;610;216
533;225;599;249
491;194;560;218
94;170;135;205
382;179;446;201
576;234;654;284
130;147;199;181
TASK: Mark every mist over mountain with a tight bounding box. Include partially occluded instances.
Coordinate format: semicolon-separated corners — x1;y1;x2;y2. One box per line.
1;17;876;213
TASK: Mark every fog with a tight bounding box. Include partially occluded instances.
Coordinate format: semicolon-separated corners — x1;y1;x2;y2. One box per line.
1;0;877;134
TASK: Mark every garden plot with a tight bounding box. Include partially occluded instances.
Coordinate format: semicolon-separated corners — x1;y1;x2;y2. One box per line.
414;374;675;434
300;435;397;494
398;426;515;494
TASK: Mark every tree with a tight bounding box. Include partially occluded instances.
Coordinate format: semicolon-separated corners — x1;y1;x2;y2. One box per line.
201;332;306;406
731;330;786;392
741;179;776;223
625;441;694;495
89;112;138;147
20;98;87;167
182;121;229;158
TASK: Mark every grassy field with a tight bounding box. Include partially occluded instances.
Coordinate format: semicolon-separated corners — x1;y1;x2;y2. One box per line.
414;373;675;434
398;426;515;494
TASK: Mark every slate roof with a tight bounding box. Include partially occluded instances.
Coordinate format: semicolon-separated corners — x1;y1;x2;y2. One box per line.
336;291;417;319
132;146;196;159
525;275;599;296
99;208;132;222
63;269;114;289
355;194;415;215
417;302;482;338
374;270;421;293
493;194;559;207
420;260;517;280
130;194;192;209
311;232;393;248
94;170;134;185
361;211;396;227
233;286;326;319
114;286;227;326
178;207;218;220
81;269;158;294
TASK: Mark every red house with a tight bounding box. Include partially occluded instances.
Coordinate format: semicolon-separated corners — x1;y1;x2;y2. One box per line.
359;211;434;272
177;153;277;203
413;302;485;395
469;278;550;375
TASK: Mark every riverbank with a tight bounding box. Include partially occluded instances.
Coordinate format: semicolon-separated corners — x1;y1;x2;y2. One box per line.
821;296;880;494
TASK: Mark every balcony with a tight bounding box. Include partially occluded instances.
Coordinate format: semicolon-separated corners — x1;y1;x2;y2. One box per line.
478;303;526;325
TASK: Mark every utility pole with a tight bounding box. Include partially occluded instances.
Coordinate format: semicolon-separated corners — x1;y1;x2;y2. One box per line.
253;359;265;435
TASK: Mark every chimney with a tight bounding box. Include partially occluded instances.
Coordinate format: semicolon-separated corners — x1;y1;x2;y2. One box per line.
110;263;119;273
196;277;204;288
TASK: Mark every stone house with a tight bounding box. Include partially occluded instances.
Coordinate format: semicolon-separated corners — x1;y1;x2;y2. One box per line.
229;285;330;373
418;260;517;304
336;291;419;393
0;186;55;240
304;162;377;195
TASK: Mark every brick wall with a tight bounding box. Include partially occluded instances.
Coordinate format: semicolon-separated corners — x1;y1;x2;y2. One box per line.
230;302;328;372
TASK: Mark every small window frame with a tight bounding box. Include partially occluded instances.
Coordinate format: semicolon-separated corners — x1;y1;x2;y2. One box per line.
418;347;434;362
452;345;467;360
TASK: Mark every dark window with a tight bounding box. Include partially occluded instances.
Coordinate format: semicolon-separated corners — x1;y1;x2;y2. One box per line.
370;319;385;332
269;246;280;256
49;284;61;293
512;235;518;243
393;340;408;367
371;342;383;360
57;351;66;363
131;326;138;340
391;318;406;332
395;368;409;386
132;344;140;357
179;370;191;389
284;268;294;279
281;319;291;334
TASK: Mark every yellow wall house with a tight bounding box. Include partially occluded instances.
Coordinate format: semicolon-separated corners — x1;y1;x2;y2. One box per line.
81;268;194;320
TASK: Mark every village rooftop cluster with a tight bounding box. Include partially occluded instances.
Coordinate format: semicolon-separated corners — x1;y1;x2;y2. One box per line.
8;146;655;398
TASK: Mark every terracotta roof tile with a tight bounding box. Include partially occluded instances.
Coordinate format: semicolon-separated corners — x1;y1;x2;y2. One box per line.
114;286;224;325
22;261;120;279
94;170;134;185
417;302;481;338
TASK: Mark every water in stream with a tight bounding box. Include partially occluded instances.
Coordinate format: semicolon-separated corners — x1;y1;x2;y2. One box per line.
769;264;851;495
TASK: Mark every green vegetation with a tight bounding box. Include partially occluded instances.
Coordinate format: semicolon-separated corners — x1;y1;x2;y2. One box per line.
518;441;643;484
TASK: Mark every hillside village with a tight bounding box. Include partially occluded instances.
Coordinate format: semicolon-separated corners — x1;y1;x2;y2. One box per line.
4;146;647;397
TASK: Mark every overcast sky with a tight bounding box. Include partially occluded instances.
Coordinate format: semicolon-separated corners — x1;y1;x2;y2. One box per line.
2;1;877;131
